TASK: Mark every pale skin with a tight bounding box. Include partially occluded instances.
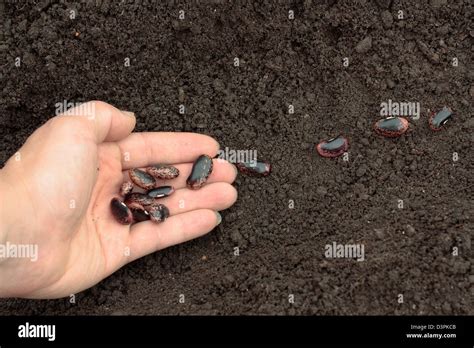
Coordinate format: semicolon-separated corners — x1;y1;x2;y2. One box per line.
0;101;238;299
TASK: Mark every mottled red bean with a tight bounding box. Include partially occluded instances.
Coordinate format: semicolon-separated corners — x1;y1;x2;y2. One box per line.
374;116;409;138
146;165;180;180
148;203;170;223
110;198;133;225
316;135;349;158
128;168;156;190
120;181;134;196
186;154;213;190
236;160;272;177
147;186;175;198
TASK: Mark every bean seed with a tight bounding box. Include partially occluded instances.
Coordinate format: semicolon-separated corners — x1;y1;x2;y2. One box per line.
186;154;213;190
128;168;156;190
146;165;179;180
236;161;272;177
110;198;133;225
374;117;409;137
148;203;170;223
147;186;175;198
429;107;453;131
316;135;349;158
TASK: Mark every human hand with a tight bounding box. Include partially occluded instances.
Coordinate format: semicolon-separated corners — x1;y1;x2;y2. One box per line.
0;101;237;299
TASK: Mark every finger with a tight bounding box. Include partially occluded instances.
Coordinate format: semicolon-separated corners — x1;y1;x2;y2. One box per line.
151;182;237;215
53;100;136;143
117;132;219;169
121;159;237;189
128;209;221;261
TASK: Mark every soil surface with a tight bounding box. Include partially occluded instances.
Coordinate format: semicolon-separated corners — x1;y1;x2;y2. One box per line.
0;0;473;315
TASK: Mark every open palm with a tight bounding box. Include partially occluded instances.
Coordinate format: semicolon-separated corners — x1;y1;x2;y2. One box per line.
0;101;237;299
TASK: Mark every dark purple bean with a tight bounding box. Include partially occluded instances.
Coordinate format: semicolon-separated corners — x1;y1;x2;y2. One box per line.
146;165;180;180
316;135;348;158
186;154;213;190
148;204;170;223
429;107;453;131
124;193;156;209
131;208;150;223
120;181;134;196
147;186;175;198
110;198;133;225
128;168;156;190
374;117;409;137
236;160;272;177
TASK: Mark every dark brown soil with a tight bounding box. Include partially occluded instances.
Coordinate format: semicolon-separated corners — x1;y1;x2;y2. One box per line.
0;0;473;315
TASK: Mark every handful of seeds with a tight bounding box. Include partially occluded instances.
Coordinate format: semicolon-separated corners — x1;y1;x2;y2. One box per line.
111;155;214;225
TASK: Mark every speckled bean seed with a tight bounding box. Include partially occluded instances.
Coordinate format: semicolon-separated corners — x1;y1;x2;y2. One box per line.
316;135;349;158
429;107;453;131
374;116;409;138
146;165;180;180
186;154;213;190
147;186;175;198
110;198;133;225
120;181;134;196
236;160;272;177
124;193;156;210
128;168;156;190
148;203;170;223
131;208;150;223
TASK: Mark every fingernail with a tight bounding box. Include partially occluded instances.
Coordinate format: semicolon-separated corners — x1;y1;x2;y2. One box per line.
232;164;238;177
121;110;135;117
215;211;222;226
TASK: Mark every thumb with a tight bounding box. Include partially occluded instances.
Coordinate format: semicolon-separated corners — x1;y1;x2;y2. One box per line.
55;101;136;143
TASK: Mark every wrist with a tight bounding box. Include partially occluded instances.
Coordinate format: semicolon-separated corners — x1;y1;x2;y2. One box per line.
0;163;33;298
0;170;11;253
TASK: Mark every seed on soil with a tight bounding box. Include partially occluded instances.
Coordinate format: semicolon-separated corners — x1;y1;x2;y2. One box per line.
146;165;180;180
147;186;175;198
374;116;409;137
148;203;170;223
119;181;134;196
124;193;156;209
316;135;349;158
429;107;453;131
236;160;272;177
110;198;133;225
186;154;213;190
131;208;150;223
128;168;156;190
